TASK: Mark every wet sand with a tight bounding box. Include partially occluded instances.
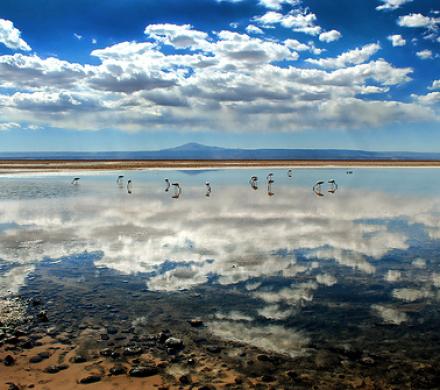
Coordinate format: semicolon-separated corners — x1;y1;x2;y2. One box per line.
1;159;440;173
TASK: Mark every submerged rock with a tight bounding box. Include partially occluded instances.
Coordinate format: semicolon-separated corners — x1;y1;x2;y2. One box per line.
4;355;15;366
189;319;204;327
71;355;87;363
164;337;184;350
79;375;102;384
129;365;158;377
109;365;126;376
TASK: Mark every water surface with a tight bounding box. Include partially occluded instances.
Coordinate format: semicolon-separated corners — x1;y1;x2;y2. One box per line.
1;168;440;388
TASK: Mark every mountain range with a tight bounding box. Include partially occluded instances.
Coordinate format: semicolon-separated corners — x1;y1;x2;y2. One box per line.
1;143;440;160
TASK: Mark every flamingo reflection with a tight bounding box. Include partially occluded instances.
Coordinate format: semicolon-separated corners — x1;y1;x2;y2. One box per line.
205;181;212;197
172;183;181;199
313;180;324;197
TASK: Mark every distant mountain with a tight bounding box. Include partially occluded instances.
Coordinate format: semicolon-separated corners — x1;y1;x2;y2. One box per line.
1;142;440;160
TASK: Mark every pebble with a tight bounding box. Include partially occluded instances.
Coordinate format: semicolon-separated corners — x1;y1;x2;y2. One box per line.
109;365;126;376
79;375;102;384
71;355;87;363
206;345;221;353
129;365;159;377
4;355;15;366
123;346;142;356
189;319;204;327
179;374;192;385
164;337;184;350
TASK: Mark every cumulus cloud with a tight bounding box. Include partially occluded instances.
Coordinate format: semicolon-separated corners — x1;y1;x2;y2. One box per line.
376;0;412;11
254;8;322;35
398;13;439;29
0;22;436;133
429;80;440;90
258;0;301;10
388;34;406;47
245;24;264;34
306;43;381;68
0;122;20;131
316;273;337;286
319;30;342;43
0;19;31;51
416;49;433;60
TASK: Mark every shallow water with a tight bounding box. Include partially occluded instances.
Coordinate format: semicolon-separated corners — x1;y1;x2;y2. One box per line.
1;168;440;388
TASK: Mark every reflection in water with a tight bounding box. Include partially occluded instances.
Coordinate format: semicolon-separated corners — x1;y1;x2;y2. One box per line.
117;175;124;188
205;181;211;197
172;182;181;199
1;169;440;363
249;175;258;190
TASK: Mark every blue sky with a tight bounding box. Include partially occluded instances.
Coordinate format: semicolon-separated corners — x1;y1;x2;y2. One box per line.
0;0;439;151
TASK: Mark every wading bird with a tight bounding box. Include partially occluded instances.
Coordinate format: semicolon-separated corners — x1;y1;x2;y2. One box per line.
266;173;274;183
71;177;80;185
127;180;133;194
117;175;124;187
287;169;293;177
164;178;170;192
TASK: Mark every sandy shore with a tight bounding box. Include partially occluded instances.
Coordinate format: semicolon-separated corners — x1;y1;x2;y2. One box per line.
1;159;440;173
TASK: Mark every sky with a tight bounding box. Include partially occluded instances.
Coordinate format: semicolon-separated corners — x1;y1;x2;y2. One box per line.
0;0;439;152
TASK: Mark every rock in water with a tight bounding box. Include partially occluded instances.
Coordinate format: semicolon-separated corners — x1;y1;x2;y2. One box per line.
4;355;15;366
79;375;102;384
129;366;158;377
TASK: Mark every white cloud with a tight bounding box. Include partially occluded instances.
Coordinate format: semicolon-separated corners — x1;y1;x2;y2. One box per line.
398;13;440;29
145;23;210;51
0;18;31;51
91;38;97;45
245;24;264;34
388;34;406;47
376;0;412;11
0;122;20;131
306;43;381;68
0;22;436;133
319;30;342;43
430;80;440;90
416;49;433;60
254;8;322;35
258;0;301;10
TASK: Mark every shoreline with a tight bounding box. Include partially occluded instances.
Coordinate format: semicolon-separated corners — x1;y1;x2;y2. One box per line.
1;159;440;173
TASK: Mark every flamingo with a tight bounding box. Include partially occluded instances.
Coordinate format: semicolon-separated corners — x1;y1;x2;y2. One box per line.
249;176;258;190
164;178;170;192
117;175;124;187
266;173;274;183
71;177;80;185
287;169;293;178
127;180;133;194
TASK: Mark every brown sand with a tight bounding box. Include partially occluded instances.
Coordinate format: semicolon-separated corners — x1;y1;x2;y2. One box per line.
1;159;440;173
